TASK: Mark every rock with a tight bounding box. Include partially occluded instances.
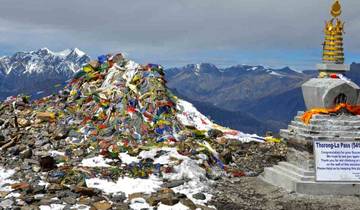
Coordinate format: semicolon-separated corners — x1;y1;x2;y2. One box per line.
79;197;92;205
56;190;78;199
20;149;32;159
0;191;9;198
18;118;30;127
161;180;185;188
8;145;20;155
39;198;53;205
158;188;179;206
62;196;77;205
74;186;98;196
146;195;160;206
93;200;112;210
53;127;68;140
47;184;63;192
175;193;187;199
180;198;197;210
196;204;216;210
21;205;40;210
111;192;126;203
32;165;41;173
36;112;56;122
41;143;52;151
128;192;146;201
113;203;129;210
160;195;180;206
39;156;56;171
192;193;206;200
0;199;14;208
11;182;31;191
35;139;49;147
24;196;35;204
16;199;26;206
220;149;232;164
34;194;45;200
206;166;223;180
208;129;224;138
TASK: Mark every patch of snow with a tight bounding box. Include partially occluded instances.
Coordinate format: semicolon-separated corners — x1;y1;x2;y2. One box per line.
194;64;201;76
119;152;139;164
49;150;65;157
269;71;284;77
137;147;188;165
85;175;163;196
38;180;50;188
39;204;65;210
5;192;21;198
72;48;86;57
70;204;90;210
164;159;206;181
53;49;72;57
130;198;152;210
80;156;114;167
172;181;212;206
158;202;190;210
0;167;16;192
159;152;212;206
176;99;213;131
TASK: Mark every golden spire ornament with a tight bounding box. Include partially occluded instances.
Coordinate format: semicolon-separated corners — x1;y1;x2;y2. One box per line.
322;0;345;64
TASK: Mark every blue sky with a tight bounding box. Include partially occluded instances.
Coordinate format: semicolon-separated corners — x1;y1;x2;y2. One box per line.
0;0;359;70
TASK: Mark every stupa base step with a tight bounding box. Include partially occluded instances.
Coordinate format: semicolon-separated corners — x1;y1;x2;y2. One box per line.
260;161;360;196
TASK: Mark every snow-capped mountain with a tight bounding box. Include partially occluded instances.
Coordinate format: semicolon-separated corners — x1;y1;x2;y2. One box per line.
166;63;303;78
0;48;90;99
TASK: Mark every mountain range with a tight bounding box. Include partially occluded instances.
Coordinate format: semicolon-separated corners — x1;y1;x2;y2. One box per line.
165;63;360;134
0;48;90;99
1;48;360;135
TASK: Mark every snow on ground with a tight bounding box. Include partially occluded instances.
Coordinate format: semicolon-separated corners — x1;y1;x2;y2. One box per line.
158;202;190;210
85;175;163;196
80;155;114;167
130;198;152;210
163;158;212;206
39;204;90;210
39;204;66;210
129;199;192;210
70;204;91;210
176;99;213;131
177;99;264;142
119;152;140;164
0;167;16;192
86;146;213;209
49;150;65;157
139;147;188;164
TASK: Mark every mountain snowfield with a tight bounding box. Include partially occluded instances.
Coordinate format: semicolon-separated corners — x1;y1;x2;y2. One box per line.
0;48;88;75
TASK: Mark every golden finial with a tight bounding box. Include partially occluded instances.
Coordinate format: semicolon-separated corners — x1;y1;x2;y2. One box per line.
331;0;342;17
322;0;345;64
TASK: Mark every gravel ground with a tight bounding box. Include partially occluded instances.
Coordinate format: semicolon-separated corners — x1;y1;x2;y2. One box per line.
210;176;360;210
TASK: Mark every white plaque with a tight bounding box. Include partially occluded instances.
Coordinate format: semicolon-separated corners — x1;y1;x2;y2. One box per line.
314;141;360;182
